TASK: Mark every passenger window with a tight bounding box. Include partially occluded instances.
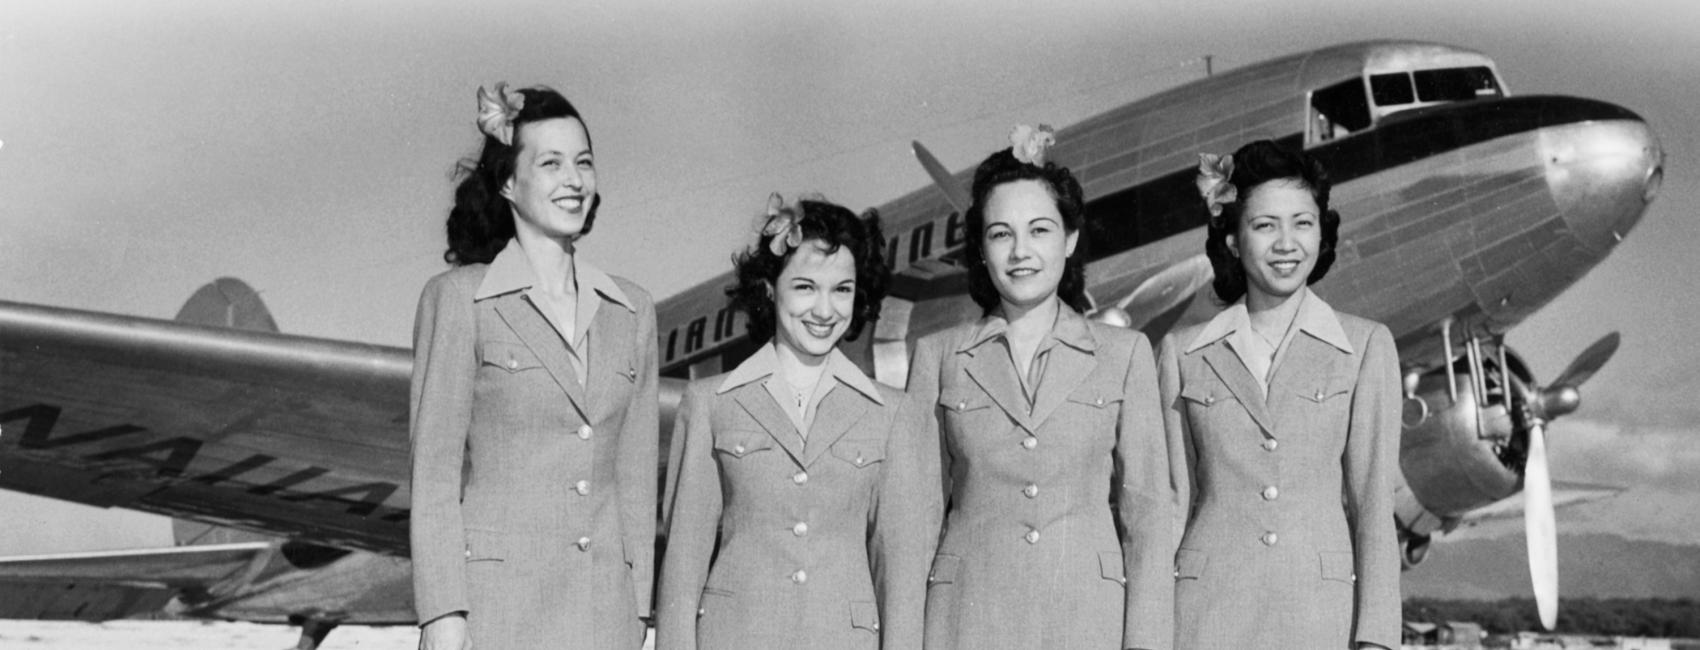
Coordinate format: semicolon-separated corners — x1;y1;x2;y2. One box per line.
1308;79;1371;144
1415;66;1501;102
1370;73;1415;106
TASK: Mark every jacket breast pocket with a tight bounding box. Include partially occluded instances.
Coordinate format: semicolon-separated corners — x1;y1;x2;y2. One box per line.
939;390;997;433
713;430;775;460
478;340;543;374
1297;378;1354;405
830;437;886;470
1066;388;1124;429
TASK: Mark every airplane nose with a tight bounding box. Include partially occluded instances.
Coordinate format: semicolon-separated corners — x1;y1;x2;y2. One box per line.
1541;116;1663;254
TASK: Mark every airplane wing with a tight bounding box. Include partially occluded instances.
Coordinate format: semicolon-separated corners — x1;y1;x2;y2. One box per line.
1453;480;1625;528
0;542;271;620
0;299;413;554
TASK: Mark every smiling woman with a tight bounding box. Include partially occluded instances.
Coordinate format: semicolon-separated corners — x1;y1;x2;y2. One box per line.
1159;140;1401;650
410;83;659;650
902;126;1173;650
656;196;937;650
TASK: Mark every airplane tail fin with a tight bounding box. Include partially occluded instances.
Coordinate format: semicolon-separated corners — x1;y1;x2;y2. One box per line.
174;277;278;333
171;278;280;548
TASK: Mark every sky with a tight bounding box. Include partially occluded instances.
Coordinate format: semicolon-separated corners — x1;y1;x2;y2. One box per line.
1;0;1696;583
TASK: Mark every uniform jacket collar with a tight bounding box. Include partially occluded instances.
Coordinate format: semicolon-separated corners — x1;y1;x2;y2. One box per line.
957;302;1098;356
716;341;884;406
474;238;635;313
1184;287;1352;355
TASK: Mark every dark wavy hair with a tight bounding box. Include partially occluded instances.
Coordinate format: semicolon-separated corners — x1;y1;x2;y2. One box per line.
444;86;600;265
727;200;890;345
962;148;1091;315
1204;139;1340;304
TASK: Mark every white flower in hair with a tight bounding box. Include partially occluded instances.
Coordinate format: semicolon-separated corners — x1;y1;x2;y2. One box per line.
1195;152;1237;217
476;83;526;146
761;193;805;256
1010;124;1056;166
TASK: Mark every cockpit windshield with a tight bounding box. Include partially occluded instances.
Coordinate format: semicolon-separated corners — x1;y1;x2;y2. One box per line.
1308;64;1505;145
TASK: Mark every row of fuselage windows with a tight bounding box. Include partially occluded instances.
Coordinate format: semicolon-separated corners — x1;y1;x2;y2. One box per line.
657;163;1226;375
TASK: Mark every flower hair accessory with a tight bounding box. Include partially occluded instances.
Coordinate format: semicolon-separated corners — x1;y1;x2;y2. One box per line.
1196;152;1237;217
1010;124;1056;166
761;193;806;256
476;83;526;146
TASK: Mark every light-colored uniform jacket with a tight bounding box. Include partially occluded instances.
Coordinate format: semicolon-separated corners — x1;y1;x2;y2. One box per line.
1157;290;1401;650
656;344;932;650
409;243;658;649
905;307;1176;650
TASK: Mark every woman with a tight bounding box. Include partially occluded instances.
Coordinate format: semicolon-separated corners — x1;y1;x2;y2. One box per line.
656;195;931;650
1159;140;1400;649
905;126;1174;650
411;83;658;650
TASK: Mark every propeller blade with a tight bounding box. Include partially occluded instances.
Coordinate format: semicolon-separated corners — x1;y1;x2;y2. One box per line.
1112;254;1215;329
911;141;972;214
1524;421;1560;630
1551;332;1620;388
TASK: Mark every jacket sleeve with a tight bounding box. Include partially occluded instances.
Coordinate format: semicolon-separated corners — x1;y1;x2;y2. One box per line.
618;293;661;619
901;335;951;520
1156;334;1196;546
408;273;477;624
1118;333;1177;650
654;386;719;650
870;385;941;650
1345;324;1402;649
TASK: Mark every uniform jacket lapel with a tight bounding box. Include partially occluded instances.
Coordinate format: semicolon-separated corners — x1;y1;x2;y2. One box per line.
961;346;1034;433
1029;310;1099;430
799;386;873;468
731;386;807;467
1199;342;1277;437
492;295;590;419
584;301;636;423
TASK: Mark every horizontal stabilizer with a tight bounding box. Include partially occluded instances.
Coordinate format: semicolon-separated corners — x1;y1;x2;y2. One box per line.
0;542;273;587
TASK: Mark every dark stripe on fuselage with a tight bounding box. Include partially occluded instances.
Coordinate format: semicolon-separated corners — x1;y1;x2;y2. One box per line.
1079;95;1641;261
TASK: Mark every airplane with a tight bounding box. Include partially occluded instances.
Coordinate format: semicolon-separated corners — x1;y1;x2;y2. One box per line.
0;40;1662;647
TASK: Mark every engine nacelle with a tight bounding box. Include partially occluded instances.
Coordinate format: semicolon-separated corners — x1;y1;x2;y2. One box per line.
1397;343;1536;525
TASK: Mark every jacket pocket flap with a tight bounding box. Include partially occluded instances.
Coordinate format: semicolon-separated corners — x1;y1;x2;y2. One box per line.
831;438;887;467
928;553;961;586
1098;550;1127;584
1179;382;1233;407
464;528;504;562
1319;550;1356;583
939;391;991;413
1174;548;1207;580
713;430;774;458
1299;379;1354;403
1067;389;1125;409
849;600;880;632
478;341;542;372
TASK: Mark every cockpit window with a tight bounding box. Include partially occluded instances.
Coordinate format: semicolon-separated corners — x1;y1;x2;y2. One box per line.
1370;66;1503;108
1309;78;1372;144
1414;66;1501;102
1370;73;1415;106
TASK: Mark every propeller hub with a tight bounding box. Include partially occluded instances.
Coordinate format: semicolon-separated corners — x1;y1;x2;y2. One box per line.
1539;385;1582;419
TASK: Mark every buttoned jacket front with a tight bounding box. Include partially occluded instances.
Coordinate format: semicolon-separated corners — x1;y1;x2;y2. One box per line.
410;243;659;650
1156;291;1401;650
656;345;932;650
904;308;1175;650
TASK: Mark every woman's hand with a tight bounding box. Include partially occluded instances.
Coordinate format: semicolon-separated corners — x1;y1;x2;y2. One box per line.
419;613;470;650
